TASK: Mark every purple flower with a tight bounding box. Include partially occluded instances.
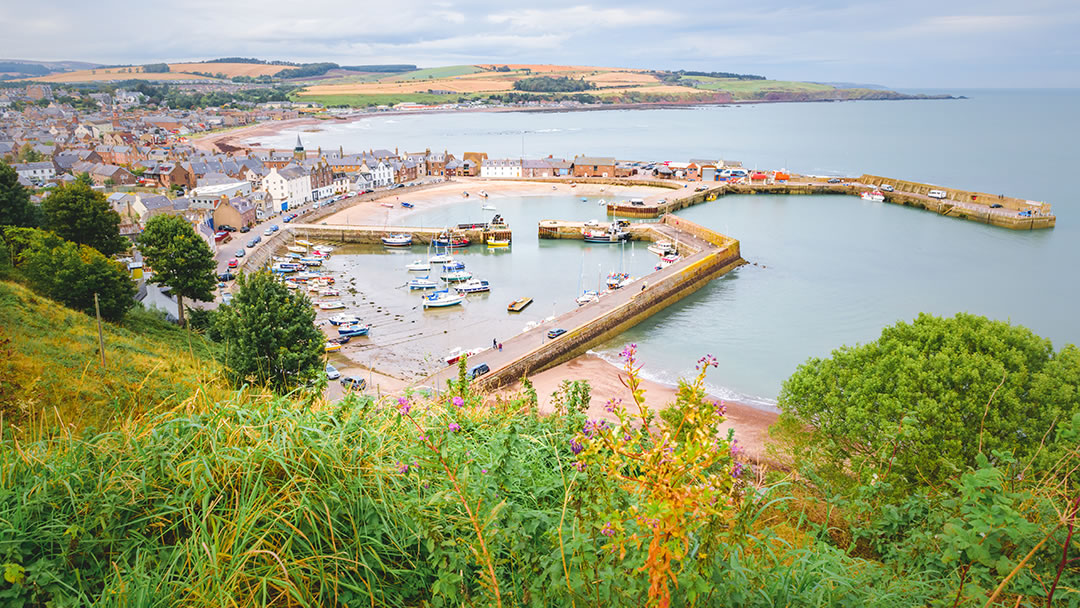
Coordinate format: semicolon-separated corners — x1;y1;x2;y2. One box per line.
396;461;410;474
398;401;411;416
714;400;727;417
481;468;488;474
732;462;745;478
696;354;718;370
604;398;622;413
451;396;465;408
600;522;615;537
619;343;638;361
449;422;461;432
570;439;583;455
572;460;586;472
623;433;632;442
418;433;428;442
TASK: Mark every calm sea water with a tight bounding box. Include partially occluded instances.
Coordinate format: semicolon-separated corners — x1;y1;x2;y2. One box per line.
260;90;1080;405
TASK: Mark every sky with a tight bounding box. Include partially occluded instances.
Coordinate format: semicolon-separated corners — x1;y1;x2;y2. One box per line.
2;0;1078;88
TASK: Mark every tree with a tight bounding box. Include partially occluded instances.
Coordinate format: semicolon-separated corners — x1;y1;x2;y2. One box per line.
213;271;325;393
16;143;44;163
0;161;39;227
5;227;135;320
776;313;1080;494
41;182;127;256
137;214;216;328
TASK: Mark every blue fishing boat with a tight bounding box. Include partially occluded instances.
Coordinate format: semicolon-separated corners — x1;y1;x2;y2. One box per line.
401;202;414;208
338;323;372;337
408;276;439;290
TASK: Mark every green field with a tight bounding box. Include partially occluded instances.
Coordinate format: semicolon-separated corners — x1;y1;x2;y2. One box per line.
683;77;837;94
385;65;485;81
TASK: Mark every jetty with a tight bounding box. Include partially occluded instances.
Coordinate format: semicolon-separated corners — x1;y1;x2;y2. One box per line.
423;215;744;390
287;222;512;245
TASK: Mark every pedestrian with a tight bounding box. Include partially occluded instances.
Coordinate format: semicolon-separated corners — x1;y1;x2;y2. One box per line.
498;343;503;352
493;338;498;349
641;281;648;291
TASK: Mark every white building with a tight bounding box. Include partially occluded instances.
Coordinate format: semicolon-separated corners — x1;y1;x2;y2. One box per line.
190;181;253;209
263;165;312;211
12;161;55;182
359;160;395;188
480;158;522;178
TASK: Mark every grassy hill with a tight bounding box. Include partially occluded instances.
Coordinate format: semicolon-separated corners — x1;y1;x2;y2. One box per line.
0;280;225;434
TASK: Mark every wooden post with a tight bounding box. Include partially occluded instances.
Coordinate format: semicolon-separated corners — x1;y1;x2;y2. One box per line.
94;292;106;369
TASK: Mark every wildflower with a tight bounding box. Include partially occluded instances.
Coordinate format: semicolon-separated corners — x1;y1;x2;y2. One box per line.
398;401;411;416
604;397;622;413
481;468;488;474
696;354;718;370
451;396;465;408
572;460;586;472
600;522;615;537
623;433;632;442
714;400;727;416
396;461;409;474
619;343;638;361
449;422;461;432
570;439;583;455
418;433;428;442
731;462;745;478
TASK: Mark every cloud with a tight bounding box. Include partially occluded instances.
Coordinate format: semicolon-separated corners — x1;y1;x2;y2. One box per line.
487;5;671;30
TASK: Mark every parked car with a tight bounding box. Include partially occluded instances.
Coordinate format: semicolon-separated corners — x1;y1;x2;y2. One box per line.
467;363;490;380
239;226;251;233
880;184;895;192
247;239;258;248
283;215;293;223
263;228;274;236
217;271;235;281
222;293;233;304
227;258;238;268
340;376;367;391
219;225;236;232
827;178;842;184
325;364;341;380
547;328;568;339
390;183;405;189
270;225;280;232
990;203;1003;209
234;249;245;258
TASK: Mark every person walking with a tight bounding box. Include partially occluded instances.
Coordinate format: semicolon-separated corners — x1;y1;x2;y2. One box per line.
493;338;498;349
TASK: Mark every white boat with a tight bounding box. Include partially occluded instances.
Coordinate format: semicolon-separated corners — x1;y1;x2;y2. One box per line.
454;279;490;294
441;269;473;282
647;241;676;256
482;205;496;211
655;254;680;270
406;260;431;271
606;272;632;290
381;233;413;247
429;253;454;264
380;202;394;208
319;289;340;297
576;290;600;306
329;314;361;326
861;190;886;202
479;190;489;198
598;199;606;206
317;301;346;310
287;245;307;254
422;290;465;309
408;276;439;290
313;245;334;253
445;347;485;365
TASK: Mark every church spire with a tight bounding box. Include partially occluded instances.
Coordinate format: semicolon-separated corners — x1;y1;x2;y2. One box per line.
293;134;305;161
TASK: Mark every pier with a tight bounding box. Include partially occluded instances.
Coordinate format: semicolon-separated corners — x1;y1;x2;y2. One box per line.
287;222;513;246
423;215;745;391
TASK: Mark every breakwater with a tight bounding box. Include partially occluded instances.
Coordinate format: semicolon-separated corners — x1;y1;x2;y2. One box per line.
423;215;745;390
288;223;512;246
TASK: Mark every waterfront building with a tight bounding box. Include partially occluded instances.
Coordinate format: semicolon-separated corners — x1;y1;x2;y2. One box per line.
572;156;616;178
480;158;522;178
263;165;312;211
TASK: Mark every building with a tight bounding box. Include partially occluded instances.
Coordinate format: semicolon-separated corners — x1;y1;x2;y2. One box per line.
572;156;617;178
521;159;553;178
190;181;253;209
213;195;258;229
480;158;522;178
12;161;55;182
263;165;311;211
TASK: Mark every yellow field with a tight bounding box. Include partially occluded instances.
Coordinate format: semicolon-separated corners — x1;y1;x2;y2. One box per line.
19;67;216;83
168;62;285;77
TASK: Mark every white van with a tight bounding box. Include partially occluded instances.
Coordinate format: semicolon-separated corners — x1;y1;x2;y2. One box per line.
928;190;947;199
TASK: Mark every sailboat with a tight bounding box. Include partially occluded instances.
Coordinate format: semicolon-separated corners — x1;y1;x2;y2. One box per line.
423;289;466;308
408;276;439;290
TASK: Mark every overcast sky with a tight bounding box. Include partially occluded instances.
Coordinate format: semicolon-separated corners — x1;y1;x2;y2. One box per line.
2;0;1078;88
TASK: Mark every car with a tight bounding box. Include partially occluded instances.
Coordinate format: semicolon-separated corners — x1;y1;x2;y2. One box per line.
928;190;947;199
270;225;279;232
227;258;238;268
363;189;374;194
217;271;235;281
547;328;568;339
880;184;895;192
827;178;842;184
694;185;708;192
222;293;233;304
253;235;262;244
219;225;236;232
467;363;490;380
234;249;245;258
239;226;251;233
340;376;367;391
247;239;258;248
391;183;405;189
325;364;341;380
263;228;273;236
990;203;1003;209
283;216;292;223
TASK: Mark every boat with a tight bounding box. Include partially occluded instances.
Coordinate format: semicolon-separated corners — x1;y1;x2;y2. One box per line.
401;202;414;208
583;228;629;243
462;191;469;197
454;279;490;294
445;347;485;366
329;314;361;326
655;254;681;271
325;342;342;353
441;269;473;282
433;233;470;248
299;257;323;267
422;289;466;309
647;241;676;256
286;252;303;259
861;190;886;202
328;336;350;345
486;239;510;249
380;202;394;208
576;290;600;306
606;272;631;290
319;289;340;297
295;239;313;246
429;252;455;264
406;260;431;271
338;323;372;337
312;245;334;253
482;204;496;211
317;301;346;310
287;245;307;253
441;261;466;271
271;262;300;273
408;277;439;290
479;190;489;198
580;197;587;202
598;199;606;206
381;233;413;247
507;297;533;312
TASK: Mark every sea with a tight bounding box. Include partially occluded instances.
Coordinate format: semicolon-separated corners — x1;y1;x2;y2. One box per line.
251;89;1080;407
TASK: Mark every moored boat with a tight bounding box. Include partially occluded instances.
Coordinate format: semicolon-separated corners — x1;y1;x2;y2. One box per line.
507;297;533;312
482;204;496;210
287;245;307;253
445;347;485;365
381;233;413;247
433;233;470;248
317;301;346;310
406;260;431;271
422;289;465;309
576;290;600;306
272;262;300;273
454;279;490;294
295;239;313;246
299;257;323;266
441;269;473;282
325;341;342;352
380;202;394;208
329;314;361;326
606;272;631;290
441;261;465;271
429;252;454;264
479;190;488;198
401;202;414;208
486;239;510;249
408;277;439;290
861;190;886;202
319;289;340;297
647;241;676;256
338;323;372;337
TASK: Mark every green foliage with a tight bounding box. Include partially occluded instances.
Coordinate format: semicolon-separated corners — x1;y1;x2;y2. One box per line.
141;63;170;73
40;182;127;256
3;227;134;321
777;312;1080;494
14;143;44;163
212;271;325;394
0;161;39;228
274;62;339;79
513;76;597;92
137;214;216;326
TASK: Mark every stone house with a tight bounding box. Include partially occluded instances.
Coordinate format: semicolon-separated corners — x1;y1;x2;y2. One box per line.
572;156;616;178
